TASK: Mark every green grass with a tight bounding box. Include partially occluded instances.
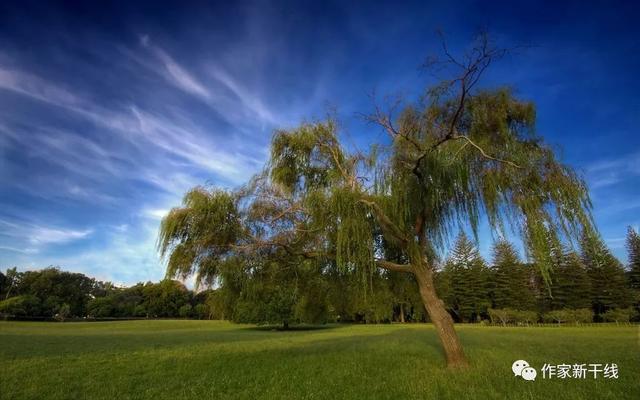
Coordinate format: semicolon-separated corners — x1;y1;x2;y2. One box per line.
1;321;638;399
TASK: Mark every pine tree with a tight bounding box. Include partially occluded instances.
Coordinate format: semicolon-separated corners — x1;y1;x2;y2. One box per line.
442;233;491;322
490;240;534;310
627;227;640;291
550;251;591;309
581;231;631;315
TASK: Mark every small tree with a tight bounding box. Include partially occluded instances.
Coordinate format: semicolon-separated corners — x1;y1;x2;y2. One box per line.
513;310;538;326
487;308;510;326
87;297;115;318
158;35;593;368
544;309;569;325
193;303;208;320
55;303;71;322
569;308;594;324
178;304;193;318
602;307;636;324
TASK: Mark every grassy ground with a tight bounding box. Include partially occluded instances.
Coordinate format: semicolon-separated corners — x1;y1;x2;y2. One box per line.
0;321;638;399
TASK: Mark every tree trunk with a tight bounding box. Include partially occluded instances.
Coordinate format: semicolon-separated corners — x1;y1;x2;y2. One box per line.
399;303;405;323
413;262;469;369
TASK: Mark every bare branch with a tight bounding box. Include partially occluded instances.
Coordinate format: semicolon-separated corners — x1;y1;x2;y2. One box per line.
453;136;522;169
365;94;424;154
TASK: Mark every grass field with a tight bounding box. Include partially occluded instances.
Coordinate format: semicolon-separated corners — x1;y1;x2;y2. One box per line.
0;321;638;399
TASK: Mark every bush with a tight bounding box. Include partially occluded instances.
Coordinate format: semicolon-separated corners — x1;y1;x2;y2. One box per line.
543;308;593;324
543;309;569;324
512;310;538;325
134;304;147;317
178;304;193;318
602;307;637;323
570;308;593;324
192;304;208;320
0;295;41;317
87;297;115;318
487;308;511;326
487;308;538;326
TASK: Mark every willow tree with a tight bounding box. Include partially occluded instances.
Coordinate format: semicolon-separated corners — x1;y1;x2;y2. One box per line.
158;36;593;368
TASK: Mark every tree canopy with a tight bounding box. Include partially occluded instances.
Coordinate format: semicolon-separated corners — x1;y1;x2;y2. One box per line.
158;36;595;368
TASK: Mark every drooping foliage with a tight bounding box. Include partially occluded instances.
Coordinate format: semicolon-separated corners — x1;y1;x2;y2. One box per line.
157;37;595;337
372;86;592;281
158;187;242;288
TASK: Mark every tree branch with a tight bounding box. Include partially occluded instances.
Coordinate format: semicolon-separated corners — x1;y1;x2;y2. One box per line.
453;136;522;168
375;259;414;274
358;197;409;247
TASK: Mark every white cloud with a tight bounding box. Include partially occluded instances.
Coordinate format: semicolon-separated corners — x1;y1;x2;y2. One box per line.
0;34;308;285
143;208;170;220
130;107;257;182
39;220;164;285
0;246;38;254
208;65;278;125
0;67;82;107
137;35;209;99
29;227;93;245
150;45;211;99
587;151;640;189
0;218;92;245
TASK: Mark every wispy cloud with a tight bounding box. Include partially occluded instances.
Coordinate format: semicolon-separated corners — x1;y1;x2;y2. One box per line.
208;64;278;125
142;208;170;220
131;36;287;129
0;246;39;254
140;37;211;99
8;220;164;285
586;151;640;189
0;219;93;245
30;227;93;245
0;62;266;190
0;67;82;107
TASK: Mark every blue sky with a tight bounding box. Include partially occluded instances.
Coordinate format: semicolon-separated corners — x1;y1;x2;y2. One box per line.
0;1;638;284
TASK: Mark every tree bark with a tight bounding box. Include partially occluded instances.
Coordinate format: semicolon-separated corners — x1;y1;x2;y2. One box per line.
399;303;405;323
412;261;469;369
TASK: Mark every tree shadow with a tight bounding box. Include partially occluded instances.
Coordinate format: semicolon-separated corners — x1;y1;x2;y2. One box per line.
242;323;343;332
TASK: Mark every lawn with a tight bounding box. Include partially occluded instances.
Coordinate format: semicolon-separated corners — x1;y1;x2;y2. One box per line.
0;321;638;399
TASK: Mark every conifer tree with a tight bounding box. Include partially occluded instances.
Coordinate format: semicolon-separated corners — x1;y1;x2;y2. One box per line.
626;227;640;291
490;240;534;310
550;251;591;309
441;233;491;322
581;231;631;314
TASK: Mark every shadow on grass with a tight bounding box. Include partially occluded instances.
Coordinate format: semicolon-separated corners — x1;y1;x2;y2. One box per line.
243;323;343;332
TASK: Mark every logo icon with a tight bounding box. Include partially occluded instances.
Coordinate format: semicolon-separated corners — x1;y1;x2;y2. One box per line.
512;360;537;381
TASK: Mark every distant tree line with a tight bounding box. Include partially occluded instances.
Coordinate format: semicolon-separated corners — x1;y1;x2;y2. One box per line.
435;228;639;325
1;227;639;326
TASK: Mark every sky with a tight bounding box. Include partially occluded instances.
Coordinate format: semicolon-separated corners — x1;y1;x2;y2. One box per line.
0;0;639;285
